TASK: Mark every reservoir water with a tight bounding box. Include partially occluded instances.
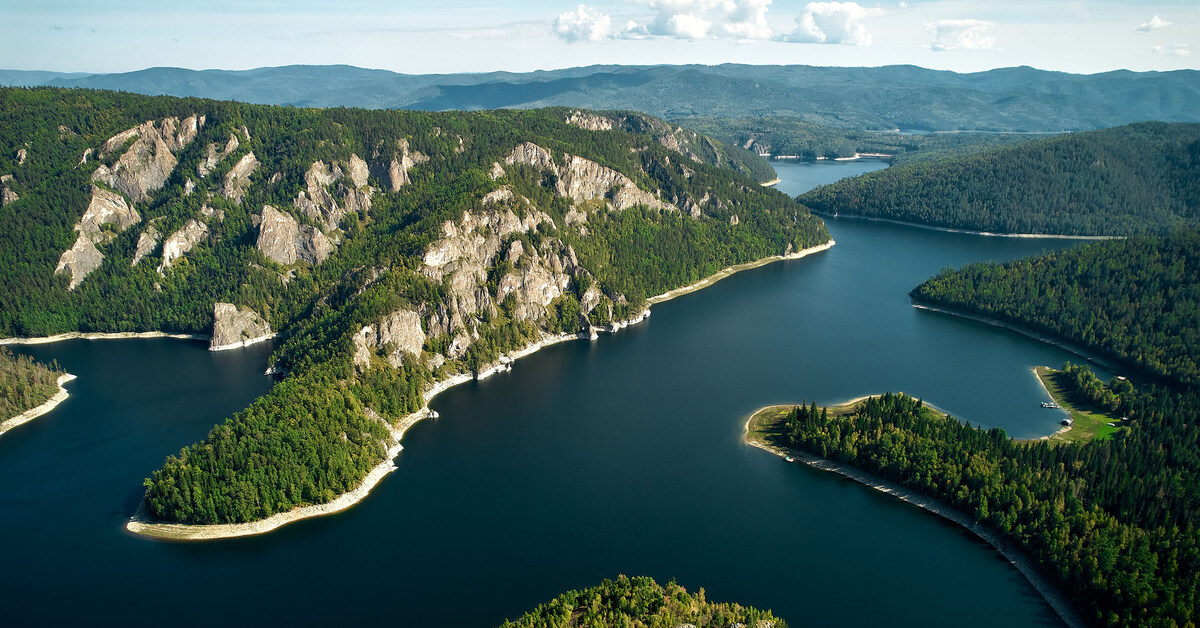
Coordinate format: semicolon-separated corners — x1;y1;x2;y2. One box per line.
2;161;1096;627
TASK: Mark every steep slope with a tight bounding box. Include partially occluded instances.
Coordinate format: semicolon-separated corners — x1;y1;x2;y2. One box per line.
799;122;1200;236
0;87;828;527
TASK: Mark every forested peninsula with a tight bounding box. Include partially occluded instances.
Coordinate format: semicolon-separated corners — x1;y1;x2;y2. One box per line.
0;88;828;532
799;122;1200;236
0;347;71;437
746;228;1200;625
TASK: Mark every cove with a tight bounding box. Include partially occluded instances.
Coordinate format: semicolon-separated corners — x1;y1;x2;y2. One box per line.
1;161;1094;626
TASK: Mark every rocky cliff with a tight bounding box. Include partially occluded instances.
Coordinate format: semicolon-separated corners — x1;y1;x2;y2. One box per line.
209;302;273;351
256;205;334;265
91;115;203;204
157;218;209;274
55;186;143;289
505;142;676;212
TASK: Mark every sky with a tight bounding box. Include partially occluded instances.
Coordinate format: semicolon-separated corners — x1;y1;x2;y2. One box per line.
1;0;1196;76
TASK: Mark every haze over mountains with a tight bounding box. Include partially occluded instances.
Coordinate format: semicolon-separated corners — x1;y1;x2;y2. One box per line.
3;64;1199;133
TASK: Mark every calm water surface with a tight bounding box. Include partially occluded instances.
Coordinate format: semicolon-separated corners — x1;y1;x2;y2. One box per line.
2;163;1097;626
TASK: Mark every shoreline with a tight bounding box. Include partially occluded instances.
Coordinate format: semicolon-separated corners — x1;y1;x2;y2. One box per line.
0;373;77;439
760;178;781;187
911;301;1122;373
1027;367;1073;441
127;240;835;540
648;239;835;305
0;331;208;346
743;406;1086;628
812;211;1118;240
209;333;276;352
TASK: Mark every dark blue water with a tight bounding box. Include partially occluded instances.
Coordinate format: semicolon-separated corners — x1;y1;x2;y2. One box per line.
1;163;1094;627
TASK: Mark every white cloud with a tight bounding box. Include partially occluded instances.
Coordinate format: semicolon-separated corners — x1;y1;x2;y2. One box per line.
778;2;876;46
1152;43;1190;57
619;0;773;40
554;4;612;43
928;19;996;52
1134;15;1172;32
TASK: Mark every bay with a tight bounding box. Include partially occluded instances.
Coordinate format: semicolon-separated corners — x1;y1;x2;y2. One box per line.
1;162;1094;626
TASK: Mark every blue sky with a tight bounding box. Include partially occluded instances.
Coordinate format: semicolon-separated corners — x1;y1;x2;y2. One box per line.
1;0;1196;75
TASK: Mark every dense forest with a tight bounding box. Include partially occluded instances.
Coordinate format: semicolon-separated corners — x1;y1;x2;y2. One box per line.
775;389;1199;626
913;231;1200;386
0;347;63;421
798;122;1200;236
497;575;784;628
678;115;1041;164
0;87;828;524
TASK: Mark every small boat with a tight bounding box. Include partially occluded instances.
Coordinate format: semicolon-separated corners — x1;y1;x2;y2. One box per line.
784;455;795;463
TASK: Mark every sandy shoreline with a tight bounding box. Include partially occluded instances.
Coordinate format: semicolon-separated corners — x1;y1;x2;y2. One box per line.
811;211;1118;240
648;240;835;305
209;333;276;352
744;407;1086;628
760;178;781;187
0;373;77;439
127;241;835;540
912;301;1122;373
1027;367;1072;441
0;331;208;346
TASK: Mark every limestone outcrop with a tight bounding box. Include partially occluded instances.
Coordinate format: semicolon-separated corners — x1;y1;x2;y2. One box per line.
91;116;203;204
1;182;16;207
55;186;143;289
209;302;273;351
565;110;613;131
158;219;209;274
295;157;374;232
352;308;426;370
256;205;333;265
197;133;240;178
386;139;428;191
131;223;161;266
505;142;676;212
220;152;259;204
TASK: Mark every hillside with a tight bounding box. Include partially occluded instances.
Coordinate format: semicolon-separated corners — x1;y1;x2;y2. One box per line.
5;64;1200;133
912;231;1200;386
0;87;827;526
799;123;1200;236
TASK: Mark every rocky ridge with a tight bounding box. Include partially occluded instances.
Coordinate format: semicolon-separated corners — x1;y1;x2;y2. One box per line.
91;115;203;204
504;142;676;213
55;185;143;289
209;302;273;351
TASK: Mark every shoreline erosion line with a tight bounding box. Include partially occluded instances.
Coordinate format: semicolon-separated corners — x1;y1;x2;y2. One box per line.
743;406;1086;628
911;301;1122;372
0;373;77;439
125;239;837;541
811;211;1118;240
0;331;209;346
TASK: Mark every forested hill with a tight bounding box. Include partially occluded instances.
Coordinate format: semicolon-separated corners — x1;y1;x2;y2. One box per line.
0;87;828;525
799;122;1200;236
913;231;1200;386
5;64;1199;132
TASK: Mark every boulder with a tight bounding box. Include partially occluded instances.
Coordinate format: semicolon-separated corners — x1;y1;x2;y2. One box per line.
209;302;273;351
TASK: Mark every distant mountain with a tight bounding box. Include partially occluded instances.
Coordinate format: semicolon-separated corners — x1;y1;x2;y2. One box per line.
6;64;1199;132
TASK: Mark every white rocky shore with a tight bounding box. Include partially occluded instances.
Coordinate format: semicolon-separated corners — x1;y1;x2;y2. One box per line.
0;331;207;346
0;373;77;439
127;239;835;541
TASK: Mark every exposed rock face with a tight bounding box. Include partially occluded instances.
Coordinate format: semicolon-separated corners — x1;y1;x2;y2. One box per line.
387;139;428;191
347;154;370;188
157;218;209;274
54;236;103;290
256;205;333;265
79;148;93;165
16;148;27;165
489;162;505;180
55;185;143;289
730;214;739;226
1;187;16;207
505;142;676;212
131;223;161;266
209;302;272;351
352;308;426;371
197;133;240;178
565;110;613;131
221;152;259;204
91;116;203;204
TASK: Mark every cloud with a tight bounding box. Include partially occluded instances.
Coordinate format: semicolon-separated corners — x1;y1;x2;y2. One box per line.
554;4;612;43
927;19;996;52
1134;15;1171;32
777;2;876;46
1152;44;1190;57
620;0;774;41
